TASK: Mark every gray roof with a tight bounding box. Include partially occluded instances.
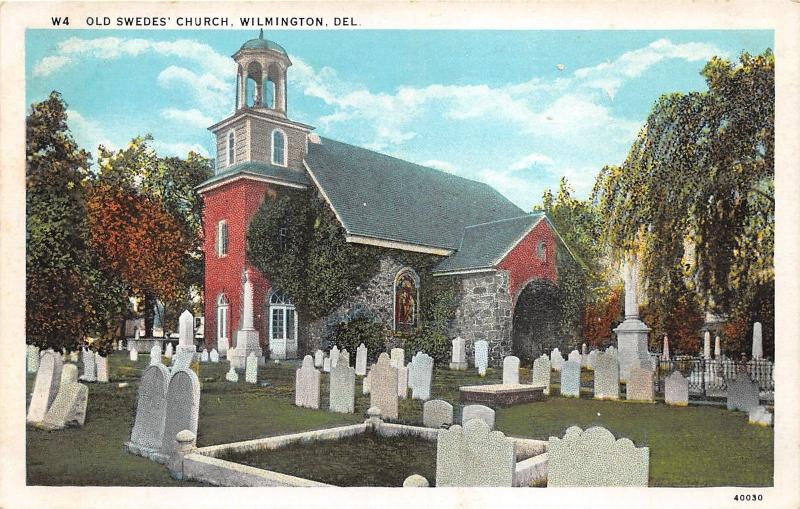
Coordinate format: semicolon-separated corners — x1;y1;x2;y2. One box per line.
305;137;525;250
196;161;309;191
433;213;545;273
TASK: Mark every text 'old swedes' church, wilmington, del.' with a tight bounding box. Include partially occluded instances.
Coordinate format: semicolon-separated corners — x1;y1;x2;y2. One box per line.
197;31;577;367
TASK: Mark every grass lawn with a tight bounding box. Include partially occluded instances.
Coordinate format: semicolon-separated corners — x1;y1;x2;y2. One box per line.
26;352;772;487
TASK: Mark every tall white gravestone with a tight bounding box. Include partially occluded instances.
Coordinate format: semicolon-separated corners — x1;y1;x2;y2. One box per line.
390;348;405;369
95;353;109;383
593;352;619;400
314;349;325;368
752;322;763;360
127;364;170;459
27;345;40;373
245;353;258;384
150;344;162;366
295;355;320;409
370;353;399;420
80;348;96;382
41;364;88;430
410;352;433;400
26;350;63;423
329;353;355;413
129;347;138;362
560;361;581;398
330;346;340;368
177;310;196;354
550;348;565;372
164;342;173;359
160;368;201;460
703;330;711;359
449;337;468;370
355;343;368;376
661;335;670;361
229;270;263;368
714;335;722;359
531;354;551;395
474;340;489;376
397;366;409;399
614;257;651;382
502;356;520;384
210;349;219;363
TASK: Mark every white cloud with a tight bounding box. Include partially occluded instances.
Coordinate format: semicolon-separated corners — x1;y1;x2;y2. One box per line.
160;108;213;128
508;153;555;172
422;160;458;174
573;38;724;98
477;167;542;210
66;109;117;154
157;66;230;116
152;140;209;158
32;55;72;77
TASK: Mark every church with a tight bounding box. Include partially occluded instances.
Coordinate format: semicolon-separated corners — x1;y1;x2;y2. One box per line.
197;31;576;366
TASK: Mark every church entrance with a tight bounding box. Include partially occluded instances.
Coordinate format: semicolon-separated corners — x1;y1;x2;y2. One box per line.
266;290;298;359
511;279;560;363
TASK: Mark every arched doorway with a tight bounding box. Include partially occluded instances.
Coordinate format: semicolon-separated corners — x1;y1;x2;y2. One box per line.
512;279;560;363
266;290;297;359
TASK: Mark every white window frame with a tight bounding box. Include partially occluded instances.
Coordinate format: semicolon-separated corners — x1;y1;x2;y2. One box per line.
268;291;297;351
216;220;228;257
271;128;288;167
216;294;229;341
226;129;236;167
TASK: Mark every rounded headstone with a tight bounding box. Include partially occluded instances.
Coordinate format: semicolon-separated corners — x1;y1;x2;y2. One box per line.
403;474;430;487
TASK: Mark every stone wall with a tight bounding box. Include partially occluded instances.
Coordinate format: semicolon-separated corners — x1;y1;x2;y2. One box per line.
306;256;406;351
449;270;513;367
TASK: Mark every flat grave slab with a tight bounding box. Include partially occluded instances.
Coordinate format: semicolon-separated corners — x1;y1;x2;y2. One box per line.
459;383;544;407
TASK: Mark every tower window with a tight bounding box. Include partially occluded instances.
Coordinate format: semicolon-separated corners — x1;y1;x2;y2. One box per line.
217;220;228;257
227;130;235;166
537;240;547;262
272;129;287;166
278;226;288;253
263;79;275;109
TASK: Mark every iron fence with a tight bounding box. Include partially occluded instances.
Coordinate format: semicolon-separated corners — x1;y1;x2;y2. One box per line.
649;354;774;401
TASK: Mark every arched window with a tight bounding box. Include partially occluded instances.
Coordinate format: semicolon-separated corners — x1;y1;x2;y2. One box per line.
268;290;296;359
271;129;287;166
393;268;420;332
216;294;229;341
216;220;228;257
262;79;275;109
537;240;547;262
227;130;235;166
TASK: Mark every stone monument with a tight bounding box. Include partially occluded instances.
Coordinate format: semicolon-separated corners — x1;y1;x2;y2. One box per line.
177;309;196;354
614;257;651;382
229;269;263;369
752;322;763;360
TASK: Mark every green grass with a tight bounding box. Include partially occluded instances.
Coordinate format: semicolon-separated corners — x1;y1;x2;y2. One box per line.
26;353;772;487
218;433;437;487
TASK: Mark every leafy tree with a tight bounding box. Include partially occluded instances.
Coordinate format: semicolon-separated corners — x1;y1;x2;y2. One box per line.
594;50;774;351
26;92;127;352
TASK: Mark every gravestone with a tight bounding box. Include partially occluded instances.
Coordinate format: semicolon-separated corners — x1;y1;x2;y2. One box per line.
210;349;219;363
436;418;515;487
95;353;109;383
752;322;763;360
129;348;138;362
474;340;489;376
171;351;194;372
160;368;201;458
370;353;399;420
409;352;433;400
714;335;722;359
41;365;88;430
550;348;565;372
329;353;355;413
748;406;772;426
27;345;40;373
664;371;689;406
531;354;551;395
80;348;96;382
567;350;582;365
462;404;495;430
593;351;619;400
225;366;239;382
726;375;759;412
587;350;599;370
330;346;340;369
314;349;324;368
547;426;649;486
200;349;209;362
390;348;405;369
177;309;196;354
323;357;331;373
218;337;229;358
502;356;520;385
362;368;372;395
164;342;174;359
625;367;654;402
397;366;408;399
703;330;711;359
449;337;468;370
245;353;258;384
128;364;170;457
340;349;350;368
423;399;453;428
355;343;367;376
403;475;429;487
560;360;581;398
150;345;162;366
26;350;63;424
295;355;321;409
69;350;79;363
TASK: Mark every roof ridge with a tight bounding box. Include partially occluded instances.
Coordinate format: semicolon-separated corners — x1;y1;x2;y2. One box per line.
463;212;543;230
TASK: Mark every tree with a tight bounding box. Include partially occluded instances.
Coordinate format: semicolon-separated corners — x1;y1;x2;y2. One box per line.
594;50;774;351
26;92;127;352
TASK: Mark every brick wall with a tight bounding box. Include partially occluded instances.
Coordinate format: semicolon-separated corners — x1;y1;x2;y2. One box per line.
496;218;558;305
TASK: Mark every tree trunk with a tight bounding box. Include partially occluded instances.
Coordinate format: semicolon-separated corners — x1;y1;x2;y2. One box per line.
144;292;155;338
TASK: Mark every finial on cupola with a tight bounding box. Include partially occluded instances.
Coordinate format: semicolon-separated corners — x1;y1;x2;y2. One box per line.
259;28;264;39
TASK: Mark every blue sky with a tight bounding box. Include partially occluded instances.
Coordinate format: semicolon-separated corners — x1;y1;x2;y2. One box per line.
26;29;773;210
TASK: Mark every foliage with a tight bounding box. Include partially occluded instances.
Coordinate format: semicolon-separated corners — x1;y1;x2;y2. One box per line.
639;293;704;355
401;327;451;365
327;317;386;362
26;92;128;352
582;286;622;348
594;51;774;340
